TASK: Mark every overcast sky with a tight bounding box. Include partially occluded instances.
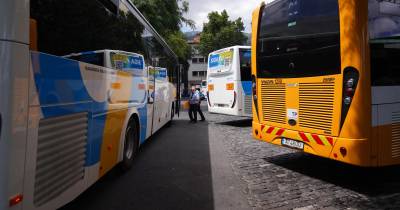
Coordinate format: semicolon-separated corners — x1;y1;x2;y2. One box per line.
181;0;274;33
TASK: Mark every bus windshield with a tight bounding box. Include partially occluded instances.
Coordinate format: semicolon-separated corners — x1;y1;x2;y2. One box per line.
257;0;341;78
240;49;251;81
208;49;234;74
110;52;145;76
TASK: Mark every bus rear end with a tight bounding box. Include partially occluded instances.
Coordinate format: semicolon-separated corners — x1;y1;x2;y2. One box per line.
207;47;240;116
252;0;374;166
207;46;253;117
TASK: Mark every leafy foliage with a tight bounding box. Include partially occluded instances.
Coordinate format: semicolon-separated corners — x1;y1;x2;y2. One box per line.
199;10;247;56
134;0;194;60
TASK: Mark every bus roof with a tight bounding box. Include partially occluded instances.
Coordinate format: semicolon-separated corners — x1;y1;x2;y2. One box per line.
209;46;251;55
64;49;144;58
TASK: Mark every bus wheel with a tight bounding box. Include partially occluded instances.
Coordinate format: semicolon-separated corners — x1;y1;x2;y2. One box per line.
120;120;139;172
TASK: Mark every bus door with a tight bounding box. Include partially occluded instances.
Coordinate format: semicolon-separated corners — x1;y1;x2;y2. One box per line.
147;66;155;136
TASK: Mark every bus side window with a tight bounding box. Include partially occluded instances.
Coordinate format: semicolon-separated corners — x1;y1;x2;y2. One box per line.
371;43;400;86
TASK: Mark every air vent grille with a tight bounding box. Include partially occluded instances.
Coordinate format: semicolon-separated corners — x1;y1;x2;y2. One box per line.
391;111;400;158
299;83;334;135
34;112;88;207
261;83;286;124
244;95;252;115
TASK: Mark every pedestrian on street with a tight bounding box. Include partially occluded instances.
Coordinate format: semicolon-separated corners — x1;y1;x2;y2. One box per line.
188;86;200;123
197;88;206;122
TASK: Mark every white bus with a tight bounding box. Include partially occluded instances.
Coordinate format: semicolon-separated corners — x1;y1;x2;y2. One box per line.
1;0;179;209
207;46;252;117
201;80;207;96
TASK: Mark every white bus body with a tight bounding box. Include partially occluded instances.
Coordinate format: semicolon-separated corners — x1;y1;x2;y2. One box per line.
0;0;179;209
207;46;252;117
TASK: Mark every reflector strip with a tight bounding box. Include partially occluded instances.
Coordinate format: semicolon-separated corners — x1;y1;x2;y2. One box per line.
259;124;335;147
9;194;23;207
266;126;275;134
312;134;324;145
299;132;310;142
276;128;285;136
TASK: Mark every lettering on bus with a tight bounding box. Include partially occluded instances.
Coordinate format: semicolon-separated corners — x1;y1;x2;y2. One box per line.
323;77;335;83
262;80;274;85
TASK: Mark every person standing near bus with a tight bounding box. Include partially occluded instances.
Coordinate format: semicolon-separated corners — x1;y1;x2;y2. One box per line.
189;87;200;123
197;88;206;121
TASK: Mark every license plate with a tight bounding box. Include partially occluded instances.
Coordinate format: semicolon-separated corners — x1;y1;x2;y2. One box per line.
281;138;304;150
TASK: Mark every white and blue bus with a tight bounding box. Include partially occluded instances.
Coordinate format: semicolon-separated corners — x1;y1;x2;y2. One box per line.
0;0;179;209
207;46;252;117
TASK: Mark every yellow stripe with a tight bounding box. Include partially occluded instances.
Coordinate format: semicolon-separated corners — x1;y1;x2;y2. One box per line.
319;135;331;147
304;133;315;144
270;128;277;135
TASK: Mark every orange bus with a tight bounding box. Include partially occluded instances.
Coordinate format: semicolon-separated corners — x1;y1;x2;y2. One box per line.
251;0;400;166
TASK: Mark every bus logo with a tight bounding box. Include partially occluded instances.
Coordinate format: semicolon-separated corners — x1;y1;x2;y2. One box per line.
209;54;220;68
323;78;335;83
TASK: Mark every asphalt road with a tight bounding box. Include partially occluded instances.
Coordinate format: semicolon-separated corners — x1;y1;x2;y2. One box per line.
61;107;400;210
60;107;251;210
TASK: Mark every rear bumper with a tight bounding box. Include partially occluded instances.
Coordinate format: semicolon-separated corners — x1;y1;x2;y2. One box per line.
252;121;374;167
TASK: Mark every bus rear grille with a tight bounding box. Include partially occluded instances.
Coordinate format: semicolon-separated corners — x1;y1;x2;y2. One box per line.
244;95;252;115
261;83;286;124
34;112;88;207
299;83;334;135
392;111;400;158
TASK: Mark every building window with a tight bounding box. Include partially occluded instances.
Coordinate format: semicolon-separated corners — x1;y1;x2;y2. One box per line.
192;58;198;63
199;58;205;63
199;71;206;77
192;71;198;77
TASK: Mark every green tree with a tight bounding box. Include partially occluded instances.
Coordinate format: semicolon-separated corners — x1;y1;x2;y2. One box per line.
133;0;194;60
199;10;246;56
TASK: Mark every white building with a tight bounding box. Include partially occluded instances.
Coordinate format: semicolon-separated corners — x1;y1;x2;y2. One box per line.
187;33;207;88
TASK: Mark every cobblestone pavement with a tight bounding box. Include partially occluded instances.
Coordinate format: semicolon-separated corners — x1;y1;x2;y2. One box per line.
207;112;400;210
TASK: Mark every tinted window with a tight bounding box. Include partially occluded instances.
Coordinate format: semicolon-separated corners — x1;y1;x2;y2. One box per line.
240;49;251;81
369;0;400;39
257;0;341;78
259;0;340;39
371;42;400;86
30;0;178;83
67;53;104;66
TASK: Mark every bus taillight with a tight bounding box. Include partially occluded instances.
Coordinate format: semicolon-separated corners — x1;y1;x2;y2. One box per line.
252;81;257;101
341;67;359;127
252;75;259;120
9;194;23;207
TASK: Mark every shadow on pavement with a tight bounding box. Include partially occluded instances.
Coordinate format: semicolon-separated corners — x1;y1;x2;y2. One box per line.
264;152;400;198
217;119;252;127
61;117;214;210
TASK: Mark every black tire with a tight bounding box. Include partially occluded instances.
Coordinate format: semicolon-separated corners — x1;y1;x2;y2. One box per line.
119;119;139;172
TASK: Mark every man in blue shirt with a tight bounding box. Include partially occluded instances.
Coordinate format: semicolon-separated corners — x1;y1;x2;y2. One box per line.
196;88;206;122
189;87;200;123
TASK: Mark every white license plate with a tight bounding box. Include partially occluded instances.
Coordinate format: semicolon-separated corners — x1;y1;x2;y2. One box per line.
281;138;304;150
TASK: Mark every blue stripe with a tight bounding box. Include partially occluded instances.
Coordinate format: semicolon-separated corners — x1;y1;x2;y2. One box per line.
31;52;107;166
241;81;252;95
